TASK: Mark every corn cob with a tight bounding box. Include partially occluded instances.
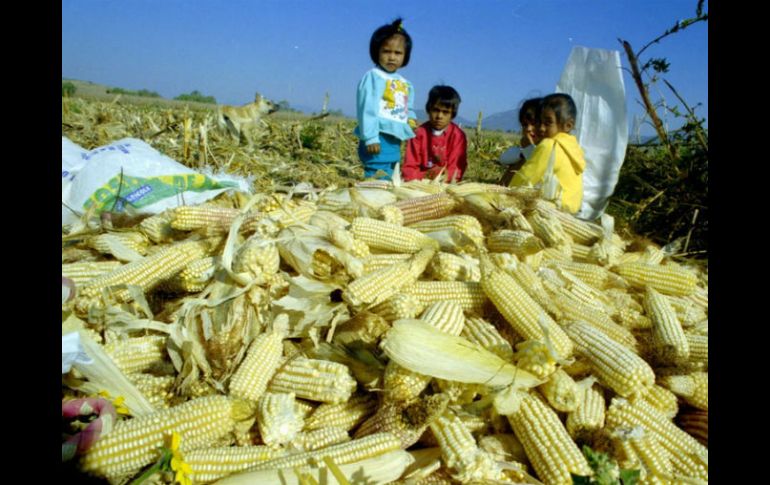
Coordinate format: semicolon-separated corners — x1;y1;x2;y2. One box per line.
615;307;652;330
639;384;679;420
407;214;485;247
419;301;466;336
138;212;178;243
331;312;391;349
538;368;579;412
621;429;674;482
461;315;514;361
675;408;708;447
233;234;280;282
513;339;557;380
268;357;357;404
527;206;571;247
491;252;563;320
229;329;284;402
570;243;593;263
240;432;401;472
402;179;446;193
369;293;424;321
638;245;667;265
381;192;457;226
566;383;605;441
447;181;515;197
479;254;573;360
486;229;544;257
665;294;707;328
644;287;690;365
354;394;449;448
350;216;439;253
80;395;244;480
401;281;488;314
343;248;433;308
546;260;619;290
541;244;572;263
562;321;655;398
170;205;240;231
104;335;167;375
294;399;317;419
427;251;480;282
88;231;150;257
129;373;175;409
186;445;286;483
362;252;412;274
685;333;708;370
303;393;377;431
429;410;506;483
62;261;123;286
658;372;708;411
76;240;210;306
290;426;350;451
531;198;603;245
613;262;698;296
477;433;528;465
507;393;592;484
257;392;304;447
161;256;218;293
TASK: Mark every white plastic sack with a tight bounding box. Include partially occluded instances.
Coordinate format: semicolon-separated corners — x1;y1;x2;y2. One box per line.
61;137;252;226
556;46;628;221
62;332;93;373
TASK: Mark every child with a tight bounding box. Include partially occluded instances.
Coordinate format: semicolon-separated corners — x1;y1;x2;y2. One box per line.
510;93;586;213
403;85;467;182
498;97;541;186
355;18;417;180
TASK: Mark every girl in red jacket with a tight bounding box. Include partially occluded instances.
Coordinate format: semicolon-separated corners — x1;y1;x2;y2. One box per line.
403;85;467;182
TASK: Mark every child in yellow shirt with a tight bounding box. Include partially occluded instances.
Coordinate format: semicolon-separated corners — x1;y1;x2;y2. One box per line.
510;93;586;213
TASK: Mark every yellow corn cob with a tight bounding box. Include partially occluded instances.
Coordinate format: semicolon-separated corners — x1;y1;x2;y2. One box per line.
644;287;690;365
362;253;412;274
88;231;150;256
76;240;210;305
343;248;434;308
241;432;402;472
407;214;485;247
268;357;357;404
257;392;304;447
401;281;488;314
428;252;480;282
686;286;708;309
233;235;280;281
354;395;449;448
606;398;708;480
562;321;655;398
507;393;592;485
461;315;514;361
615;307;652;330
685;333;708;370
513;340;557;380
80;395;243;480
186;445;286;483
531;198;603;245
675;408;708;448
557;268;616;312
229;329;284;402
658;372;708;411
162;256;218;293
665;294;707;328
538;368;579;412
566;383;605;441
546;260;619;289
62;261;123;286
369;293;424;321
541;244;573;263
170;205;241;231
479;254;573;360
491;252;563;320
290;426;350;451
138;212;177;243
350;217;439;253
294;399;317;419
527;207;571;247
613;262;698;296
420;301;466;336
447;181;514;197
625;430;674;482
570;243;593;263
304;393;377;431
331;312;391;349
429;410;505;483
382;192;457;226
486;229;544;257
129;373;175;409
638;384;679;420
638;245;667;265
104;335;167;375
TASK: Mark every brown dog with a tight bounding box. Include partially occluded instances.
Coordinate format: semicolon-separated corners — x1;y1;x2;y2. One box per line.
217;93;278;145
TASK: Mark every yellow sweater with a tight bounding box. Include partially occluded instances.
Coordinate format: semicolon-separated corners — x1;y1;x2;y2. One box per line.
509;132;586;213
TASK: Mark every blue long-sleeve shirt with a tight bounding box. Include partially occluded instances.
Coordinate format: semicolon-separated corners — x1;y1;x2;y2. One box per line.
355;67;416;145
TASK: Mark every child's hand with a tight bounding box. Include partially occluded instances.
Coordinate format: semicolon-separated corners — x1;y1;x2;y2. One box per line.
521;132;534;148
366;143;381;155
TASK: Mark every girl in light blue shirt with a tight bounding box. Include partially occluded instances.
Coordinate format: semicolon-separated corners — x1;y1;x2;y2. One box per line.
355;18;417;180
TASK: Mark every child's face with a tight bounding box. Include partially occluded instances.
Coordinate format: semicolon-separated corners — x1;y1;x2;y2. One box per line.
521;115;540;144
378;35;406;73
428;103;454;131
538;107;573;138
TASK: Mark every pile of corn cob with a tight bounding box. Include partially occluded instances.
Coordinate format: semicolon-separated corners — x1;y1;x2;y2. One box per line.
62;179;707;485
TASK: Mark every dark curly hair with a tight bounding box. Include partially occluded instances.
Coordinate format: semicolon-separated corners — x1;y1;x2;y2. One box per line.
426;85;461;118
369;18;412;68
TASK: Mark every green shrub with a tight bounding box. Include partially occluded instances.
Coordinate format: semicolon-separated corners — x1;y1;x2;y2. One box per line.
174;90;217;104
62;81;76;97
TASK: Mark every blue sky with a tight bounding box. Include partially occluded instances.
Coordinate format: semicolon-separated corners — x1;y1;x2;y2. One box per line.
62;0;707;136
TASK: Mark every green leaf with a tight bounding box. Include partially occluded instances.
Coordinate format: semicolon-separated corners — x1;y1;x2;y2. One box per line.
620;469;641;485
571;474;594;484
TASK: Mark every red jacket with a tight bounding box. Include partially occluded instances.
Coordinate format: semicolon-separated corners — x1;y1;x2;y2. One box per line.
403;122;467;182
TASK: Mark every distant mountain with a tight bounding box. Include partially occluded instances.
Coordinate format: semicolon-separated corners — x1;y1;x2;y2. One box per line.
481;109;519;133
